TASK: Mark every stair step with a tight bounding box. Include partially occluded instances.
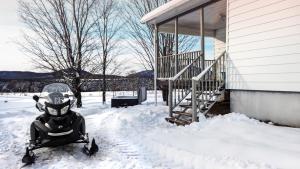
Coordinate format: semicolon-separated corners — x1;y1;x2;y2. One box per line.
173;111;193;117
206;113;214;118
185;98;202;101
185;97;211;101
201;107;208;111
179;104;192;108
201;101;218;115
165;117;192;126
185;97;216;103
186;92;222;101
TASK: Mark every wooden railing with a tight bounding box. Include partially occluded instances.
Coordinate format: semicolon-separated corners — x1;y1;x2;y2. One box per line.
157;51;200;78
168;55;203;116
191;51;226;121
158;51;212;79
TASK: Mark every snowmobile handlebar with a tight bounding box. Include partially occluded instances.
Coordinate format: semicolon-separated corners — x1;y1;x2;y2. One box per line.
33;95;45;112
36;102;45;112
33;95;39;102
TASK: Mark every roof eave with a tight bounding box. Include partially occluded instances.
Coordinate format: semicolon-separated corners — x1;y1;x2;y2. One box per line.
141;0;220;25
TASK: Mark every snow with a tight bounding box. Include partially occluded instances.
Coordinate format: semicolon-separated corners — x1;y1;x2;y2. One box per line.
0;91;300;169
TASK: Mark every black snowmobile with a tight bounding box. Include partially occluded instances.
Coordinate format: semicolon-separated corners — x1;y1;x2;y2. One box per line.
22;83;98;165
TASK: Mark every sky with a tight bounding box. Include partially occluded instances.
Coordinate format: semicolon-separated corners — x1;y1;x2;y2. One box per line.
0;0;33;71
0;0;214;73
0;0;138;73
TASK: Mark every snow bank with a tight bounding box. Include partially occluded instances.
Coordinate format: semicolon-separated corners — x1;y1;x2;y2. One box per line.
91;103;300;169
0;92;300;169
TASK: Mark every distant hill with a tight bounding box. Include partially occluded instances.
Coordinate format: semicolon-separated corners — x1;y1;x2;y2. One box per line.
127;70;154;78
0;71;54;80
0;70;152;80
0;70;154;92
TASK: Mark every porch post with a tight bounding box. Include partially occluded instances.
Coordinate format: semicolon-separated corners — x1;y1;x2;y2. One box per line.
175;17;178;74
154;24;159;106
200;8;205;70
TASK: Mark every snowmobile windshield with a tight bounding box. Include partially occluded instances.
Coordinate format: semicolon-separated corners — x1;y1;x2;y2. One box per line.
39;83;76;115
42;83;73;97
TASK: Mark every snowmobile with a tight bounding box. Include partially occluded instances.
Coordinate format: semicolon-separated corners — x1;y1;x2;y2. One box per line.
22;83;98;165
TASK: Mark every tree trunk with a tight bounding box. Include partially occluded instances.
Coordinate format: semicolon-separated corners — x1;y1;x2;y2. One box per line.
75;88;82;108
102;67;106;104
75;75;82;108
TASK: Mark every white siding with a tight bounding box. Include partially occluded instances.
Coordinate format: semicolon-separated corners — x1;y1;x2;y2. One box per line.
214;28;226;58
227;0;300;91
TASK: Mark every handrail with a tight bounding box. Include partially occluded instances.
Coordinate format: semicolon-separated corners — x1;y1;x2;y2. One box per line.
171;53;203;81
191;51;226;122
168;53;204;117
192;51;226;81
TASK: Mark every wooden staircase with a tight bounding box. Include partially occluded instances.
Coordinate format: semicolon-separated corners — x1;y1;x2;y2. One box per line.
166;51;227;126
166;84;225;126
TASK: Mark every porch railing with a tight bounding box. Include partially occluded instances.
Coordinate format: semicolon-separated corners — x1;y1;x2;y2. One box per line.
158;51;206;79
191;51;226;121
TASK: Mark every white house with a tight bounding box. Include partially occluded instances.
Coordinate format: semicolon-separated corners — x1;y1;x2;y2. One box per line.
141;0;300;127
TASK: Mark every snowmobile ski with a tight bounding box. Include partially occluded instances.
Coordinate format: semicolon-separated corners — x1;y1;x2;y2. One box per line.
82;138;99;156
21;147;36;166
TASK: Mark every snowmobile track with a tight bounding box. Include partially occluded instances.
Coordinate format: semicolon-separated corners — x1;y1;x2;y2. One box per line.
98;128;141;159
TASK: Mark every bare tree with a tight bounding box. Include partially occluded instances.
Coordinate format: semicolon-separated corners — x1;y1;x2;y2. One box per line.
93;0;123;103
18;0;99;107
125;0;197;70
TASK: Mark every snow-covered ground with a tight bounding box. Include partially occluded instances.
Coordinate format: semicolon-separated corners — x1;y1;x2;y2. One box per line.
0;91;300;169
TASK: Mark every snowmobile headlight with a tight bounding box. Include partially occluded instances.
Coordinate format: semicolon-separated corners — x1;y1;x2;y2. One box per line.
61;105;69;115
47;107;58;116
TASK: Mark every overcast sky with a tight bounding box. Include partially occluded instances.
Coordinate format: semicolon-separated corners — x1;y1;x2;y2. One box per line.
0;0;136;73
0;0;33;71
0;0;214;73
0;0;146;73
